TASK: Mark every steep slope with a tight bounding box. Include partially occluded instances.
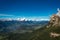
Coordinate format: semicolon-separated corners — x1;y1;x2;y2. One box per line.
28;9;60;40
2;24;60;40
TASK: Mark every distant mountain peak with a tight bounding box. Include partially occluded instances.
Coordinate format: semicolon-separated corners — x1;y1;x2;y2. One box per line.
0;18;49;21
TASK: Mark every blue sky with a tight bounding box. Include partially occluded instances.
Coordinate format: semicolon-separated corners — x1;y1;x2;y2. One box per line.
0;0;60;19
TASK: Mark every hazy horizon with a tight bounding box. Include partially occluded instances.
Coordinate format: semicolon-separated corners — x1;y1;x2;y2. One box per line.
0;0;60;20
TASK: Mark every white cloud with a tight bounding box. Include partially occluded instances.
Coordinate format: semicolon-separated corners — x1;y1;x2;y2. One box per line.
40;19;50;21
0;14;14;16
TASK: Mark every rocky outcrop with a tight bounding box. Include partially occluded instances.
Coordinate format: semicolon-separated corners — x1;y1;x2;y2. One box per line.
47;8;60;28
50;32;60;38
50;14;60;27
46;8;60;38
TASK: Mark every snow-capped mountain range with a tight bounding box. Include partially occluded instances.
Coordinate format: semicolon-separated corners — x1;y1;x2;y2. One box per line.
0;18;49;21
